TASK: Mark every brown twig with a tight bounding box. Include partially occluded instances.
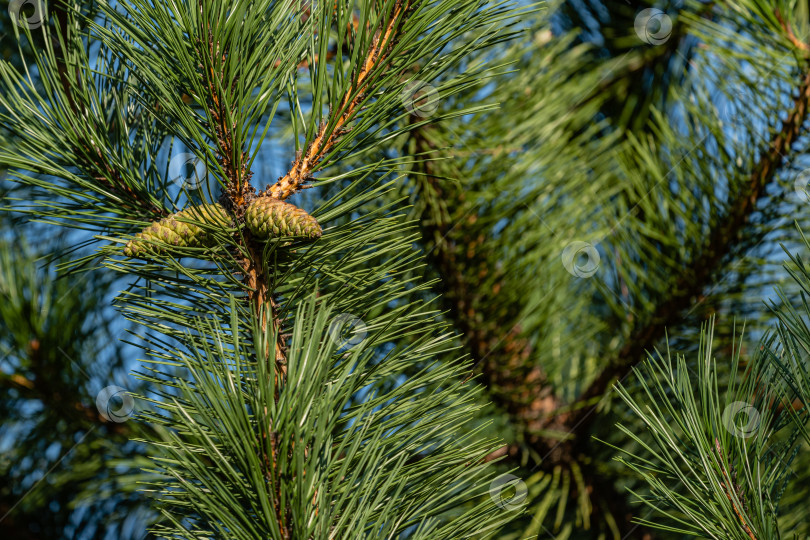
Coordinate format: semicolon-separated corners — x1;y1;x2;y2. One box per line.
194;9;254;209
714;439;757;540
265;1;409;200
570;61;810;428
776;9;810;54
203;4;412;534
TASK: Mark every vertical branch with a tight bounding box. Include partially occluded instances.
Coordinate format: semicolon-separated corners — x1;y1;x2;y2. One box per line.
194;4;252;207
245;238;287;378
715;439;757;540
243;0;412;388
189;4;291;533
219;4;413;533
188;6;279;373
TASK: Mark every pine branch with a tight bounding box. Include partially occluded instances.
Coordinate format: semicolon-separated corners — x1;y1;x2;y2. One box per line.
610;323;800;538
715;438;757;540
240;0;416;391
205;4;417;535
457;43;810;540
594;2;716;95
406;8;810;536
3;0;533;536
411;123;653;539
411;123;566;437
573;56;810;426
185;9;290;533
193;2;253;208
50;1;165;219
472;21;810;462
478;42;810;478
265;1;411;201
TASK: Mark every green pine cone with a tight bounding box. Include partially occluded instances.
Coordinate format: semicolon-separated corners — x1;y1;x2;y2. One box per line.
124;203;231;257
245;197;322;240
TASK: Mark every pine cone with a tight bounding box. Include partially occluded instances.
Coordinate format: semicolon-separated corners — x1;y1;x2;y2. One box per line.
124;203;231;257
245;197;322;240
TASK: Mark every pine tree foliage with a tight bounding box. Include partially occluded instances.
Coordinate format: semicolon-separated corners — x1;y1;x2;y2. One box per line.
0;231;152;539
3;0;810;537
388;0;810;537
610;231;810;538
0;0;534;537
138;290;512;539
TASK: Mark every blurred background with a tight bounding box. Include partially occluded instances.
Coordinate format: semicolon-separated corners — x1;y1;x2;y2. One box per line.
2;0;810;538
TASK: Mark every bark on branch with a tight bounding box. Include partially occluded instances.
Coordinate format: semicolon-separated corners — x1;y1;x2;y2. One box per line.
265;1;409;200
410;17;810;537
411;124;652;538
571;62;810;427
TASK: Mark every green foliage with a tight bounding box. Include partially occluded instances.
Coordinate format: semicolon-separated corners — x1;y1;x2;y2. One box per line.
3;0;810;538
608;229;810;538
0;233;152;539
611;326;794;538
1;0;534;537
138;291;511;539
382;1;810;537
